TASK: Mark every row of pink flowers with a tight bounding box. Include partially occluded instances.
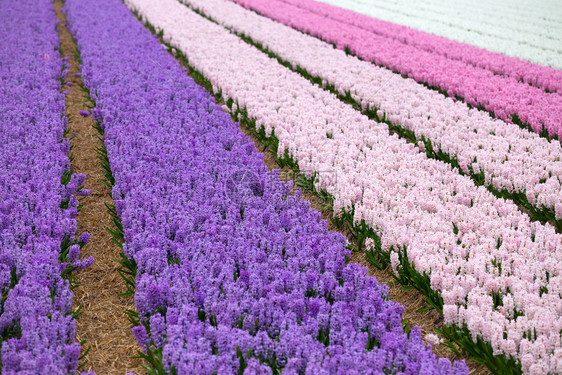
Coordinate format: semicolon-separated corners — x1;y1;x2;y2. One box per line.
182;0;562;221
292;0;562;86
127;0;562;372
229;0;562;140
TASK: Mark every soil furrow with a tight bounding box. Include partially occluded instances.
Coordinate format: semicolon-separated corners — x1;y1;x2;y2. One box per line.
54;0;145;373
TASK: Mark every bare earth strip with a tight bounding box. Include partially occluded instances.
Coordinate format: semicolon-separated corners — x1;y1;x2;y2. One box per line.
54;0;145;373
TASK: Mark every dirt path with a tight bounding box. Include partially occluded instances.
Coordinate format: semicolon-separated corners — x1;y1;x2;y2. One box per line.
54;1;145;373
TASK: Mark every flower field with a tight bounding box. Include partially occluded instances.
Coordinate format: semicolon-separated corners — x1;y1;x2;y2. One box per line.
1;0;560;374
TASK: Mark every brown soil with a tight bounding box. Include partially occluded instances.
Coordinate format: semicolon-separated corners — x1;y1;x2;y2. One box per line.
54;1;145;373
